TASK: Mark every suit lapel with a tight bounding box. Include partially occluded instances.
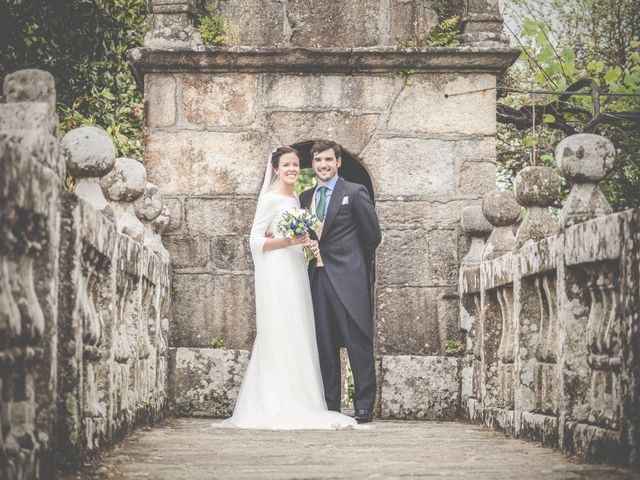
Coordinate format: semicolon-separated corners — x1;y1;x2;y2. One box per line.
300;188;313;209
320;177;345;238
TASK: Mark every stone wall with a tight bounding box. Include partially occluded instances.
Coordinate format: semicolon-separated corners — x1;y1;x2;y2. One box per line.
459;134;640;469
132;0;518;420
0;69;172;478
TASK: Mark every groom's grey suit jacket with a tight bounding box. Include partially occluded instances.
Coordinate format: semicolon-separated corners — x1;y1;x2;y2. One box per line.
300;177;382;336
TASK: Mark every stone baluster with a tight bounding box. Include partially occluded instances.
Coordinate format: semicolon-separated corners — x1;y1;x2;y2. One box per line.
62;126;117;218
461;205;494;267
101;157;148;241
145;0;203;48
514;166;561;248
555;133;615;229
481;190;521;261
459;0;509;45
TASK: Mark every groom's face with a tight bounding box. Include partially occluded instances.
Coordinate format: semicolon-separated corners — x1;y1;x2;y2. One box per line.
312;149;341;183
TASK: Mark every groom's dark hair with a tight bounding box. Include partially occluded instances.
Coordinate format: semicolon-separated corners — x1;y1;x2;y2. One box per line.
311;139;341;160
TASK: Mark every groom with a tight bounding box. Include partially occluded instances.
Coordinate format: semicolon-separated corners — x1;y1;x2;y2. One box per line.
300;139;382;424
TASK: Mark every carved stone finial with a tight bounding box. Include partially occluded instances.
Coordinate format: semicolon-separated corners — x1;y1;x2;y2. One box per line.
555;133;614;229
3;69;56;111
460;205;493;266
514;166;561;247
100;157;147;202
481;190;520;260
145;0;203;48
134;182;164;222
62;126;116;178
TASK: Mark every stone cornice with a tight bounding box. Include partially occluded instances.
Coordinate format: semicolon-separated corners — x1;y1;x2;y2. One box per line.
127;46;520;82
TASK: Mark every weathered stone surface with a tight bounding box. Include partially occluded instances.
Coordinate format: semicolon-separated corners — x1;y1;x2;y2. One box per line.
152;203;171;235
145;0;202;47
134;182;164;221
364;138;493;197
514;166;560;248
461;204;492;235
458;160;497;195
380;355;459;420
100;157;147;201
62;126;116;177
163;234;209;268
267;111;379;156
145;130;270;195
182;74;258;127
287;0;380;47
388;0;439;45
3;68;56;110
170;273;256;349
210;235;253;272
377;229;430;286
169;347;249;417
428;228;459;286
376;200;471;231
185;197;256;237
264;74;400;111
556;133;615;182
386;74;496;135
215;0;284;46
163;196;183;233
145;74;176;128
376;287;443;355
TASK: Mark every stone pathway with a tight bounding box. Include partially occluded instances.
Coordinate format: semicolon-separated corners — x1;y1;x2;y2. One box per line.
65;419;639;479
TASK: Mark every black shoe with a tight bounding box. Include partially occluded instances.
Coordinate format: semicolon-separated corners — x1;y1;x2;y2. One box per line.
353;408;373;424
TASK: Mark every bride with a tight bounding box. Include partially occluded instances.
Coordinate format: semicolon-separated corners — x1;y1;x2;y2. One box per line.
216;146;358;430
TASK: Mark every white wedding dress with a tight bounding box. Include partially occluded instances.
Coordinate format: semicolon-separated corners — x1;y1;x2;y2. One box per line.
216;191;358;430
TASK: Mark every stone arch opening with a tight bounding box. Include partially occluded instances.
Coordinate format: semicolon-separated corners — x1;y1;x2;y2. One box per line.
292;141;375;201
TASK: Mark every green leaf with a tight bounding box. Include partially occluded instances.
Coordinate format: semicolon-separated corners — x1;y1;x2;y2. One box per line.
523;136;534;148
543;114;556;123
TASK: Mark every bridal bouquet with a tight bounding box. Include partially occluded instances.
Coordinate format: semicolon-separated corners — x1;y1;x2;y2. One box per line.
276;208;320;263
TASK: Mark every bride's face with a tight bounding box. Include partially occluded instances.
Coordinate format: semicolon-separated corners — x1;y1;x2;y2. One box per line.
275;152;300;186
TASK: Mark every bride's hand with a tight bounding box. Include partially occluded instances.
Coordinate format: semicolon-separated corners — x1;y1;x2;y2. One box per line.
289;234;309;246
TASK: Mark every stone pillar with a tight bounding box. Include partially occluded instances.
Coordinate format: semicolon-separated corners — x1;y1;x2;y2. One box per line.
481;190;521;260
514;166;561;248
459;0;509;45
145;0;202;48
555;133;615;229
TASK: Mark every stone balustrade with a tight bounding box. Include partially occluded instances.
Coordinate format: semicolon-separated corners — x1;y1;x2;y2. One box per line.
459;133;640;469
0;69;172;478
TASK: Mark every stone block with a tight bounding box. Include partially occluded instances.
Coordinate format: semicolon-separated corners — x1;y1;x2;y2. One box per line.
144;130;271;195
170;273;256;349
169;347;249;417
376;229;429;286
267;111;379;156
182;74;258;127
365;137;476;197
145;74;176;128
185;197;257;237
210;235;253;272
458;160;497;195
388;0;439;44
376;287;442;355
264;74;400;112
428;228;458;286
215;0;284;46
162;234;209;268
386;74;496;135
287;0;380;47
376;199;472;229
380;355;459;420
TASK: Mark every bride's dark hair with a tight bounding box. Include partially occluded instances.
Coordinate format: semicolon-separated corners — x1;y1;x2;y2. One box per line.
271;146;299;169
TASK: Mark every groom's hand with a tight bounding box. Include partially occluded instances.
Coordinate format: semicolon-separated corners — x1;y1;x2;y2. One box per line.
308;239;320;257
